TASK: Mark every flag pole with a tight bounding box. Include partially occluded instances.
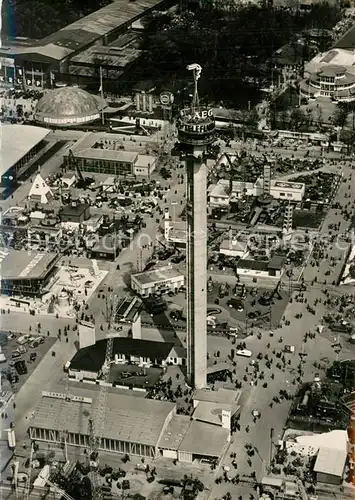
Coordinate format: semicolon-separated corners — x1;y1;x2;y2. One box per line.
100;66;104;125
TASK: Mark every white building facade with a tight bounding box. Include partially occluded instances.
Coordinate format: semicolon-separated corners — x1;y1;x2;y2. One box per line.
131;265;185;297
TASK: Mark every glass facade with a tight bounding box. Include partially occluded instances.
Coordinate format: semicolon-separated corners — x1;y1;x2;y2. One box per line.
66;156;135;178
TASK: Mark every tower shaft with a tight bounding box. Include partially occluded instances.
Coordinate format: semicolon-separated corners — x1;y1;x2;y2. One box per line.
186;154;208;388
177;63;215;389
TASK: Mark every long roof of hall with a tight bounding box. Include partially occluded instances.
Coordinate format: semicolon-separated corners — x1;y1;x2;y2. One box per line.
0;124;51;177
30;386;175;447
0;0;169;62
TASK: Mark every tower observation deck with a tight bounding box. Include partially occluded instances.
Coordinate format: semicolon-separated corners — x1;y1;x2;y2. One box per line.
177;64;215;389
177;64;215;149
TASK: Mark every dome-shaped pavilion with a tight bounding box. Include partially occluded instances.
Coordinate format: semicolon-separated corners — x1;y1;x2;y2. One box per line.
34;87;104;127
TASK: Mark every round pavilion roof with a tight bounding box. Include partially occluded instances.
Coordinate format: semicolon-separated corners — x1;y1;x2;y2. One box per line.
34;87;103;127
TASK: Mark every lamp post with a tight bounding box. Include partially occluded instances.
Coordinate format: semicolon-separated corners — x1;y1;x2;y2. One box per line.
269;427;274;469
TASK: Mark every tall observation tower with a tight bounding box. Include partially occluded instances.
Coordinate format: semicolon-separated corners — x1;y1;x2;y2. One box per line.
177;64;215;388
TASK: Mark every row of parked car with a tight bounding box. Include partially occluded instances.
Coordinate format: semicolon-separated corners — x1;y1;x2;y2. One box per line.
11;334;44;362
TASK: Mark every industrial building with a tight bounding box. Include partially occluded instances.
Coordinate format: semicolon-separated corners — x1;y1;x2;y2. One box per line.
130;265;184;297
63;132;156;178
0;124;51;198
0;0;175;89
68;338;186;381
29;385;234;463
0;250;60;297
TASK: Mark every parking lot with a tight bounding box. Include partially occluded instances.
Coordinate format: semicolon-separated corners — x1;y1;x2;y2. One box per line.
0;331;56;392
109;364;163;389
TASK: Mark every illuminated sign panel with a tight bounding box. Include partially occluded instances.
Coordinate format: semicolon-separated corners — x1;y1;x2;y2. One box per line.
180;108;214;120
179;122;215;134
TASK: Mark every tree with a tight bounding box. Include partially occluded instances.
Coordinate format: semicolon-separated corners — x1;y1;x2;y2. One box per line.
331;105;348;129
2;0;112;39
289;108;306;130
139;2;342;105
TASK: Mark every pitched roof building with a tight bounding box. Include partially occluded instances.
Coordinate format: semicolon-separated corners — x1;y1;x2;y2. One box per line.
28;173;53;204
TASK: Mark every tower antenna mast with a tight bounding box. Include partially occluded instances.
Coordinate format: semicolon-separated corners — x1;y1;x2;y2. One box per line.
187;63;202;114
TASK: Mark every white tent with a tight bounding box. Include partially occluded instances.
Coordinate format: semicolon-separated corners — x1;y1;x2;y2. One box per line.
286;430;348;457
28;173;53;204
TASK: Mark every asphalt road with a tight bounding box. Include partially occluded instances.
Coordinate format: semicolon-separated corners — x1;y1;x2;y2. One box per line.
13;338;76;445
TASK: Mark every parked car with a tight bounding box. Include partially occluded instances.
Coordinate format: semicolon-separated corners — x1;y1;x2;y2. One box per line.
236;349;252;358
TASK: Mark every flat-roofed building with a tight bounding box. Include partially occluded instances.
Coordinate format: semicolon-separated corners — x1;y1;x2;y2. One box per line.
131;265;184;297
63;132;138;178
0;250;60;296
29;388;176;459
208;176;305;207
313;447;347;485
64;132;159;178
159;416;230;463
268;180;305;202
0;125;51;198
193;387;242;406
133;154;156;177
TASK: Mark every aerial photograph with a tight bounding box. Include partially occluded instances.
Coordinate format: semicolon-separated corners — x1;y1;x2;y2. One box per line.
2;0;355;498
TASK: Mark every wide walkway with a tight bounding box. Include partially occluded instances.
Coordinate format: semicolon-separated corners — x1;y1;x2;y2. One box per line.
209;164;355;499
14;339;77;445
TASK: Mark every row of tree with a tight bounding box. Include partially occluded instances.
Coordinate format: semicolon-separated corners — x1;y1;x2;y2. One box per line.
2;0;111;39
139;2;343;106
